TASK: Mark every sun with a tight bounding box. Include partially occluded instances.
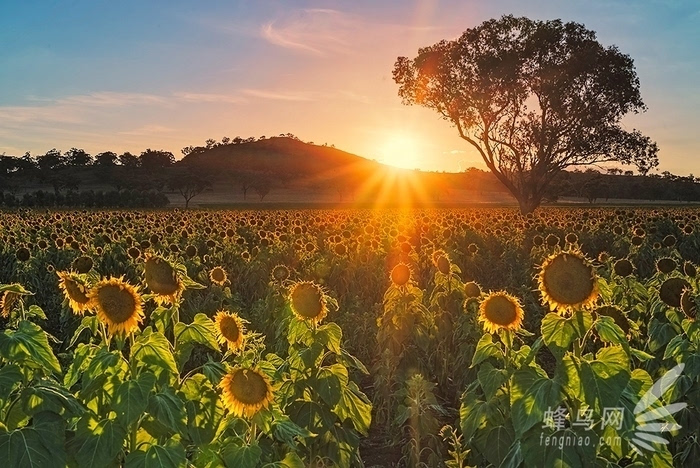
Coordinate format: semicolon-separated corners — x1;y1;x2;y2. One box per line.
378;132;424;169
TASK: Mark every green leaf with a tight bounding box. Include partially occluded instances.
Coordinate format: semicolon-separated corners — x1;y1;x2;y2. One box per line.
263;452;305;468
221;439;262;468
0;284;32;295
510;368;563;437
541;311;592;360
0;364;23;403
131;328;177;383
272;415;313;447
0;411;66;468
69;316;100;347
22;380;85;417
316;364;347;407
471;334;503;367
203;360;227;386
478;425;514;467
69;414;127;468
578;346;631;413
664;335;690;361
595;316;627;346
174;313;219;352
314;323;342;354
0;321;62;375
125;440;186;468
150;307;175;335
335;382;371;435
477;362;508;400
26;305;46;321
64;344;96;388
146;388;187;435
648;319;677;353
114;372;156;427
181;375;224;445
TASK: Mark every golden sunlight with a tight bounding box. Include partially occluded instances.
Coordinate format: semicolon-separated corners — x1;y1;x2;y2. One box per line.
377;132;424;169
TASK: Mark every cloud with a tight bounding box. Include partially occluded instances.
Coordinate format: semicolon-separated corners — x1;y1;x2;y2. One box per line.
118;125;175;136
444;149;467;154
173;92;245;104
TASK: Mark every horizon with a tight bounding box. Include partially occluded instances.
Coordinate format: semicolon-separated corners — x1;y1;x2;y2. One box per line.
2;1;699;174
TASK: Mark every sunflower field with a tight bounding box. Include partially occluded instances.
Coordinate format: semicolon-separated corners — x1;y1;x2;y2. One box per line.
1;207;700;467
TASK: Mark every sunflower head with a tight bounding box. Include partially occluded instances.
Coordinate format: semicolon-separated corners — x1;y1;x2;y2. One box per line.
464;281;481;298
390;263;411;287
143;254;184;305
214;311;245;351
71;256;94;274
478;291;525;334
656;257;677;275
57;271;93;315
431;250;451;275
271;264;290;283
659;277;690;308
663;235;677;247
613;258;634;277
89;277;144;335
683;261;697;278
219;367;273;418
538;250;598;313
16;247;31;262
289;281;327;324
681;289;697;319
209;266;228;286
0;291;20;318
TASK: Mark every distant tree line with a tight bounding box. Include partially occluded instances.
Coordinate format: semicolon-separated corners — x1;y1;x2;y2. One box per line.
0;189;168;208
543;168;700;203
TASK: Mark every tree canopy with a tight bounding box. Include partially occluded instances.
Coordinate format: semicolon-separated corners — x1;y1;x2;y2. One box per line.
393;15;659;213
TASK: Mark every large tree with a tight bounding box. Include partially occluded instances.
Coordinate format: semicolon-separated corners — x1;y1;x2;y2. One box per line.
393;15;659;213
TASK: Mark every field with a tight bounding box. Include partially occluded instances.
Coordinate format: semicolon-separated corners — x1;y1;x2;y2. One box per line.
1;207;699;467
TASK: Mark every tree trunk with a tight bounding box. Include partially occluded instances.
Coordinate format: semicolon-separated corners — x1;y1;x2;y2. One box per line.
517;195;540;214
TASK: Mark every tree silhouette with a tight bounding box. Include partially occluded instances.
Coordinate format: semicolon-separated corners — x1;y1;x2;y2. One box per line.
168;170;211;208
65;147;93;166
393;15;659;213
139;149;175;170
118;152;139;167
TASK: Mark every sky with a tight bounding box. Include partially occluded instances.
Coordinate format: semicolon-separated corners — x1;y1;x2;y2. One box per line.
1;0;699;174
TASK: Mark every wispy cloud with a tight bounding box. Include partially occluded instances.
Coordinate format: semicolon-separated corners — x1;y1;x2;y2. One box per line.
259;8;441;57
173;92;246;104
118;125;175;136
240;88;316;102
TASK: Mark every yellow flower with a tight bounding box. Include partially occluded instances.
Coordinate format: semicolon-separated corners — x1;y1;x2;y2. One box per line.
271;264;290;283
538;250;598;313
143;254;184;305
90;277;144;335
219;367;273;418
209;266;228;286
478;291;524;334
214;311;245;352
57;271;93;315
390;263;411;287
0;291;19;318
289;281;327;325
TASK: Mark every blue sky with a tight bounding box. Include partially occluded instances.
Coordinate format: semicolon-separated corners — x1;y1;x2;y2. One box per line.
1;0;699;173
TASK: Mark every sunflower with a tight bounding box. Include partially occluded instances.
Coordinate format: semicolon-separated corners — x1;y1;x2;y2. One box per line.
684;261;697;278
57;271;93;315
478;291;525;334
214;311;245;351
71;256;94;274
390;263;411;287
271;264;290;283
289;281;328;324
209;266;228;286
656;257;677;274
0;291;19;318
659;277;690;308
219;367;273;418
614;258;634;277
681;289;697;319
432;250;451;275
143;254;184;305
538;251;598;313
464;281;482;298
89;277;144;335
